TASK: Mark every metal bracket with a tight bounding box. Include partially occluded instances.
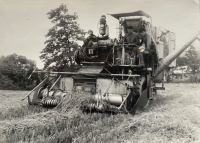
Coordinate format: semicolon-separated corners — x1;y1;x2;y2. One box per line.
27;95;32;105
49;75;62;91
118;90;131;110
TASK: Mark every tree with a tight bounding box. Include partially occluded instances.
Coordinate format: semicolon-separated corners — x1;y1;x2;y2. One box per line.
176;45;200;73
185;45;199;73
40;4;85;71
176;56;187;67
0;54;40;90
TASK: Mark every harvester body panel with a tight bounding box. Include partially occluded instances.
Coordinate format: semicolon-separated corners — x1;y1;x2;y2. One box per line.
59;77;73;93
96;78;133;95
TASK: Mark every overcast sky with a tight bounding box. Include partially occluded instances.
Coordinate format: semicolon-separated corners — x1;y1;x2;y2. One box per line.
0;0;200;68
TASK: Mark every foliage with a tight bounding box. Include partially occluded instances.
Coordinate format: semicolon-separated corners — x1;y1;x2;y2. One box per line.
0;54;40;90
40;4;85;71
189;73;200;83
177;46;200;73
185;46;199;73
176;56;187;67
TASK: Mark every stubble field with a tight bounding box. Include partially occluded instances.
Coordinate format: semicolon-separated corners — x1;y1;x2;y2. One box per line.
0;83;200;143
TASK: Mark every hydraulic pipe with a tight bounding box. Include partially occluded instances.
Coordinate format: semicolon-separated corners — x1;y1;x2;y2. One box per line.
155;32;199;77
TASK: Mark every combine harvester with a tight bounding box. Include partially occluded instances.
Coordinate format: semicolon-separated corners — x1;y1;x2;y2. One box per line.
22;11;199;114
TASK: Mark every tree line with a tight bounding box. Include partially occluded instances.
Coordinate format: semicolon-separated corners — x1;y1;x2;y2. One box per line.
0;4;85;90
0;54;41;90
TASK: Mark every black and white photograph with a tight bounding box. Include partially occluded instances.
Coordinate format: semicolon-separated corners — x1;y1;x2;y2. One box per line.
0;0;200;142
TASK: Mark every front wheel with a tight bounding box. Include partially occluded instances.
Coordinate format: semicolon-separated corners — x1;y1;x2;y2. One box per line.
124;76;146;114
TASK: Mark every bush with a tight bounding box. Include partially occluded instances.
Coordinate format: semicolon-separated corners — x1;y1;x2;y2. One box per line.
0;54;40;90
188;73;200;83
171;73;200;83
0;75;18;90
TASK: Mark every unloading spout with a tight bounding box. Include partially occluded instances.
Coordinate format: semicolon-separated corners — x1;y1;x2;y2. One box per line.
155;32;200;77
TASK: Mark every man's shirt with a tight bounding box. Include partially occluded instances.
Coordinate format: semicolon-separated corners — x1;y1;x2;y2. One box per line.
82;34;97;47
124;32;139;45
140;33;156;53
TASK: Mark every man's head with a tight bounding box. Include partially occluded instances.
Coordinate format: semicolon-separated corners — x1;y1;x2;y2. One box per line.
88;30;93;35
100;15;106;25
101;15;106;19
139;27;146;37
127;26;133;34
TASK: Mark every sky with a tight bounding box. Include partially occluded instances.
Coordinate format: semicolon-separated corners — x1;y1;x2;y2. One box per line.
0;0;200;69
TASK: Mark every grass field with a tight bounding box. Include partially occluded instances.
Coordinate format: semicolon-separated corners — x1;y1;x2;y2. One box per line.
0;83;200;143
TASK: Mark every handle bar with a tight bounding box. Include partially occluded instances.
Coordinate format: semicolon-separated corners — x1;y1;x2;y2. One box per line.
116;43;139;47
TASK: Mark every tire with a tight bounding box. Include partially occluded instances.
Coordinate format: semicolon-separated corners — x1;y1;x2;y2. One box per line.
125;76;146;114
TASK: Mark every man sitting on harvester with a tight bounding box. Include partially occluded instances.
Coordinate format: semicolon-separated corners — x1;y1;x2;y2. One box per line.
82;15;109;48
82;30;98;48
124;26;140;64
